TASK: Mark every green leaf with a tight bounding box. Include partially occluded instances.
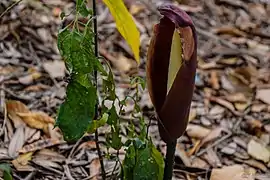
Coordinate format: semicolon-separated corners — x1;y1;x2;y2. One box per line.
151;144;164;180
102;0;140;63
57;28;96;74
56;80;96;141
111;129;122;150
123;144;136;180
77;0;90;17
133;143;164;180
0;163;12;180
87;113;108;134
73;73;92;88
107;106;118;126
95;60;107;76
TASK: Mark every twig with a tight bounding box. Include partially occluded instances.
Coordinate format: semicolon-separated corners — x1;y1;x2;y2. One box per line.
92;0;106;179
67;136;83;160
0;0;23;19
0;85;7;137
194;132;232;158
110;150;120;180
163;140;177;180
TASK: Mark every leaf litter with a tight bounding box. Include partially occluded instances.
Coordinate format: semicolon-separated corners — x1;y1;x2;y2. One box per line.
1;0;270;179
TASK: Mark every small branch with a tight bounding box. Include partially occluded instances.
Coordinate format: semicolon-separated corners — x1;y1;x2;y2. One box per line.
95;130;106;179
92;0;106;179
110;150;120;180
163;140;177;180
0;0;23;19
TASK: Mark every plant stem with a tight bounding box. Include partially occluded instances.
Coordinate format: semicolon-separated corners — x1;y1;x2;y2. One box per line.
163;140;177;180
0;0;23;19
92;0;106;179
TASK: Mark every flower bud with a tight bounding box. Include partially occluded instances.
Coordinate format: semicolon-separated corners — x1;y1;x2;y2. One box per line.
146;4;197;142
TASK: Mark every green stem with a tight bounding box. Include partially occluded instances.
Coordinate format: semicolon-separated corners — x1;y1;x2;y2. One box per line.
163;140;176;180
92;0;106;179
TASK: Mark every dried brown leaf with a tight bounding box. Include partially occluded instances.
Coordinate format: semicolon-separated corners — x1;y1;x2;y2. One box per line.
19;138;65;153
186;124;211;139
8;126;25;158
48;123;62;140
6;100;29;128
18;72;42;85
210;96;242;116
251;104;266;113
12;152;34;172
191;157;209;169
176;144;191;166
256;89;270;105
24;84;50;92
200;127;224;146
17;111;54;134
226;93;247;103
34;149;65;163
243;159;267;172
24;126;37;142
89;158;101;180
188;109;196;122
210;165;255;180
210;71;220;90
221;142;237;155
32;157;62;170
43;60;66;78
247;139;270;163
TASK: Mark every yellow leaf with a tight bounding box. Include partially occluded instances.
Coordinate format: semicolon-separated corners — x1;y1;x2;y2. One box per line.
103;0;140;63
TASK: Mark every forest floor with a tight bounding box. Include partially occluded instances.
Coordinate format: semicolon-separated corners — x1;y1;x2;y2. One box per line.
0;0;270;179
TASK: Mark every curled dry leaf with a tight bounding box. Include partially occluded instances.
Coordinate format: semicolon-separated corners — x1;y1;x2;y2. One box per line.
17;111;55;135
6;100;29;128
210;165;255;180
247;139;270;163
